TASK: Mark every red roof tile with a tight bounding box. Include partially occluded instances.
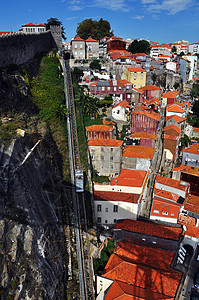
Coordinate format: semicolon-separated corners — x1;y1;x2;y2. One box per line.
86;125;114;132
172;165;199;177
183;194;199;215
166;115;187;123
140;85;161;91
85;37;98;42
73;36;84;41
130;132;157;140
164;125;181;135
113;101;130;109
103;119;116;125
132;109;161;121
114;219;182;240
88;139;122;147
122;145;155;159
94;191;139;203
0;31;12;35
181;143;199;154
156;175;189;192
128;68;146;72
166;104;185;113
185;225;199;238
111;169;148;188
154;189;180;202
163;91;179;98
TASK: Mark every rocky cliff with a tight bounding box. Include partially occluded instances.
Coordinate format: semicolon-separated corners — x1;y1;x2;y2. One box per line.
0;61;70;299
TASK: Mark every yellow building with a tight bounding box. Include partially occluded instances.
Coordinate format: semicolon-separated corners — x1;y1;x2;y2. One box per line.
124;68;146;88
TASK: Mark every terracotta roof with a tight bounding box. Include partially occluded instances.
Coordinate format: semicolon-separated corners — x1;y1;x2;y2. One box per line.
193;127;199;133
128;68;146;72
72;36;84;41
114;219;183;240
164;125;182;135
122;145;155;160
172;165;199;177
117;79;132;86
166;115;187;123
133;87;145;94
154;189;181;202
85;37;98;42
166;104;185;113
130;132;157;140
115;241;175;271
164;134;178;141
105;280;174;300
88;139;122;147
113;101;130;109
132;109;161;121
103;253;181;297
86;125;114;132
94;191;139;203
111;169;148;188
0;31;12;35
181;143;199;154
140;85;161;91
156;175;189;192
22;22;37;27
185;225;199;238
183;194;199;215
163;91;179;98
103;119;116;125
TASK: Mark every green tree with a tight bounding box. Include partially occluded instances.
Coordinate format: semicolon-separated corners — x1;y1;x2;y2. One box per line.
45;17;66;40
192;83;199;98
172;45;177;53
128;39;150;54
79;93;99;117
76;18;113;40
72;67;84;82
90;60;101;71
180;134;191;150
179;51;185;57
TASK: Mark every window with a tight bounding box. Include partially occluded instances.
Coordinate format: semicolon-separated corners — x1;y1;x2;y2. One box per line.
110;148;113;152
110;165;113;170
74;51;77;55
134;75;137;80
126;85;129;90
114;219;117;223
97;205;102;212
123;87;125;91
153;203;160;213
105;207;108;212
119;87;122;91
101;156;104;160
75;44;77;49
113;205;118;212
127;94;131;98
162;205;169;215
102;87;105;91
141;74;143;79
80;44;83;49
97;217;101;223
107;87;110;91
101;147;105;152
97;86;99;91
114;87;117;91
80;51;83;56
105;220;107;223
110;156;113;161
117;110;120;114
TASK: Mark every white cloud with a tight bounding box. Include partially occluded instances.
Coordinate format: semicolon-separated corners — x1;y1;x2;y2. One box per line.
65;16;79;20
68;5;84;10
134;15;145;20
90;0;130;12
142;0;194;15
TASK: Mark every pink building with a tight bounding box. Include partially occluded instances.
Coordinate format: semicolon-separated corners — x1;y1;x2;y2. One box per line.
131;109;160;135
86;125;115;140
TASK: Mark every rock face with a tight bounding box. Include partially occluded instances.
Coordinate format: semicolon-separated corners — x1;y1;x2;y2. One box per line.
0;134;67;299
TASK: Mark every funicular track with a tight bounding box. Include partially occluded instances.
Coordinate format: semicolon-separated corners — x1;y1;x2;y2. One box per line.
63;57;95;300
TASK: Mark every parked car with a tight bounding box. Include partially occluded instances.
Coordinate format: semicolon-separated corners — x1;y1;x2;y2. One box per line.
195;272;199;289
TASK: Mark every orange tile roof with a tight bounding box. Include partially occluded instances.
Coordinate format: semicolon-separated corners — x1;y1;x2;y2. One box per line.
185;225;199;238
111;169;148;188
130;132;157;139
86;125;114;132
0;31;12;35
181;143;199;154
163;91;179;98
164;125;181;135
105;280;174;300
113;101;130;109
166;115;187;123
117;79;132;86
128;68;146;72
154;189;180;202
132;109;161;121
94;191;139;203
183;194;199;215
164;134;178;141
103;119;116;125
103;254;181;297
166;104;185;113
178;214;196;226
172;165;199;177
156;175;189;192
140;85;161;91
122;145;155;160
85;37;98;42
88;139;122;147
114;219;183;240
73;36;84;41
115;241;175;271
133;87;145;94
193;127;199;133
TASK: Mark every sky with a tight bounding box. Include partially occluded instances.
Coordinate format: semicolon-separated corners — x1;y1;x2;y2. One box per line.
1;0;199;44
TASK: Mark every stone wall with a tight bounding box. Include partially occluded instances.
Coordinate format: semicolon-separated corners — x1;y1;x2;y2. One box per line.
0;31;57;68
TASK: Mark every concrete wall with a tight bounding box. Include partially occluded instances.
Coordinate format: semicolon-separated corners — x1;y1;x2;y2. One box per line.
0;31;57;68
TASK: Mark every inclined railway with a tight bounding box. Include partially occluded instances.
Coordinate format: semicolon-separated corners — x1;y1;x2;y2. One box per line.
62;53;95;300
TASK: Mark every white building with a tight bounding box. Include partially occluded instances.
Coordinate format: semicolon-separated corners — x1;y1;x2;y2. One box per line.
20;23;46;34
189;42;199;54
112;101;130;122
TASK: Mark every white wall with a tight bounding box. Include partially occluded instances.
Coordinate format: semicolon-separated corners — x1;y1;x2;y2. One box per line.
155;182;186;198
94;184;143;194
95;200;138;225
96;276;113;297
